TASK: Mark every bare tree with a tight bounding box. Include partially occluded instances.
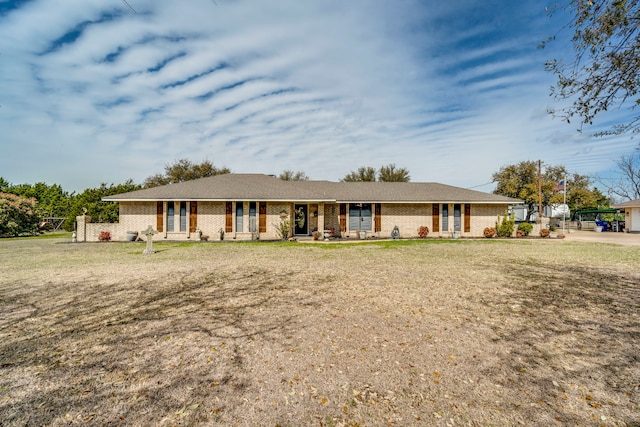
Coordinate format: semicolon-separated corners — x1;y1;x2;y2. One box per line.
597;151;640;201
378;163;410;182
342;164;410;182
342;167;377;182
545;0;640;135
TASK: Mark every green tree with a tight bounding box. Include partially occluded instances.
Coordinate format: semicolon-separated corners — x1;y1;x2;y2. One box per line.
492;161;604;220
492;161;541;221
66;180;141;230
278;170;309;181
0;180;73;228
545;0;640;135
0;192;39;237
378;163;411;182
143;159;230;188
0;177;10;192
21;183;71;220
342;166;377;182
564;174;609;210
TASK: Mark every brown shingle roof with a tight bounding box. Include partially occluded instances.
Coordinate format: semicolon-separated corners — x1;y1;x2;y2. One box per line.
103;173;521;204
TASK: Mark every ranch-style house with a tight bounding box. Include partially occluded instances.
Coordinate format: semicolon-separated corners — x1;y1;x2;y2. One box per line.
88;173;522;242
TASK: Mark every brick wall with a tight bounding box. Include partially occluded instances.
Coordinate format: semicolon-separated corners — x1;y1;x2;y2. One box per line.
377;204;429;239
346;203;510;238
116;201;295;241
76;215;124;242
111;201;512;241
323;203;339;232
196;202;225;239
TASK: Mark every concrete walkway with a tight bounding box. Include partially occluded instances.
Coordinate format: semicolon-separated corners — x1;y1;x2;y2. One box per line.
560;229;640;246
298;230;640;246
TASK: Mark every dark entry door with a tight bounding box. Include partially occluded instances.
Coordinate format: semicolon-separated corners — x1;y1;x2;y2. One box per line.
294;204;308;235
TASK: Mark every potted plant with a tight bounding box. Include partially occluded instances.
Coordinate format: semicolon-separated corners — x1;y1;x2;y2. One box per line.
483;227;496;238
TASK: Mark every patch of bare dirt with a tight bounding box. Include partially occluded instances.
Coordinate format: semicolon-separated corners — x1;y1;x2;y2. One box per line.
0;239;638;426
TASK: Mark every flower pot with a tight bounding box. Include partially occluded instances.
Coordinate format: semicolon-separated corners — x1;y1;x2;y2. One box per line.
125;231;138;242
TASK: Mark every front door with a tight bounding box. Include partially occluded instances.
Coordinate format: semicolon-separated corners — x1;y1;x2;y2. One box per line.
349;203;372;231
294;204;308;235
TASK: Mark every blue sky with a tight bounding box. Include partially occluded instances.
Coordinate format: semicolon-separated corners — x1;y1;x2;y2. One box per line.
0;0;637;192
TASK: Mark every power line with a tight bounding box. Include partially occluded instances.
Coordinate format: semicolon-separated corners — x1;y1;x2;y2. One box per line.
466;182;493;189
122;0;136;13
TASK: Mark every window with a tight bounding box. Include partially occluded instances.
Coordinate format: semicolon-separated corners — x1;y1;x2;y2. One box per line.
442;204;448;232
180;201;187;232
454;203;461;232
249;202;257;233
236;202;244;232
167;202;174;232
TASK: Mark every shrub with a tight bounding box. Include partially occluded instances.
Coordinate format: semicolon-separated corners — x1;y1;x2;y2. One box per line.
417;226;429;238
557;233;566;239
0;192;39;237
495;212;515;238
483;227;496;238
539;228;550;238
274;210;291;240
516;229;525;237
312;230;322;240
98;231;111;242
517;222;533;236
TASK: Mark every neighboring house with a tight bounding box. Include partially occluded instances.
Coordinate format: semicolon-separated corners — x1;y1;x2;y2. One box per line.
612;199;640;232
90;173;521;242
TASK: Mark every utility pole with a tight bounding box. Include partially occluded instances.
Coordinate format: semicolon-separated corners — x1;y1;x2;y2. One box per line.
562;174;567;235
538;160;543;224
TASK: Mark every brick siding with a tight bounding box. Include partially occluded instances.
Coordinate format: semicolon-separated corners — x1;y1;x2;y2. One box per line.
93;201;511;242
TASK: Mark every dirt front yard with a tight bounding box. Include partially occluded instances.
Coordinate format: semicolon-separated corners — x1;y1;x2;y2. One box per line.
0;237;638;426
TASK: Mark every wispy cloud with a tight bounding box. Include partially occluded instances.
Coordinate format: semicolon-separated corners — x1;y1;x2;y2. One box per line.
0;0;636;191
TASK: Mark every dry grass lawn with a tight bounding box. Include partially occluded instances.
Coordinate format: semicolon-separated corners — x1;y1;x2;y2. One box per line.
0;237;639;426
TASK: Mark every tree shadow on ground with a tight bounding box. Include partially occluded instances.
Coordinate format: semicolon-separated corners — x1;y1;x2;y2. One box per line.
477;261;640;426
0;268;328;425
